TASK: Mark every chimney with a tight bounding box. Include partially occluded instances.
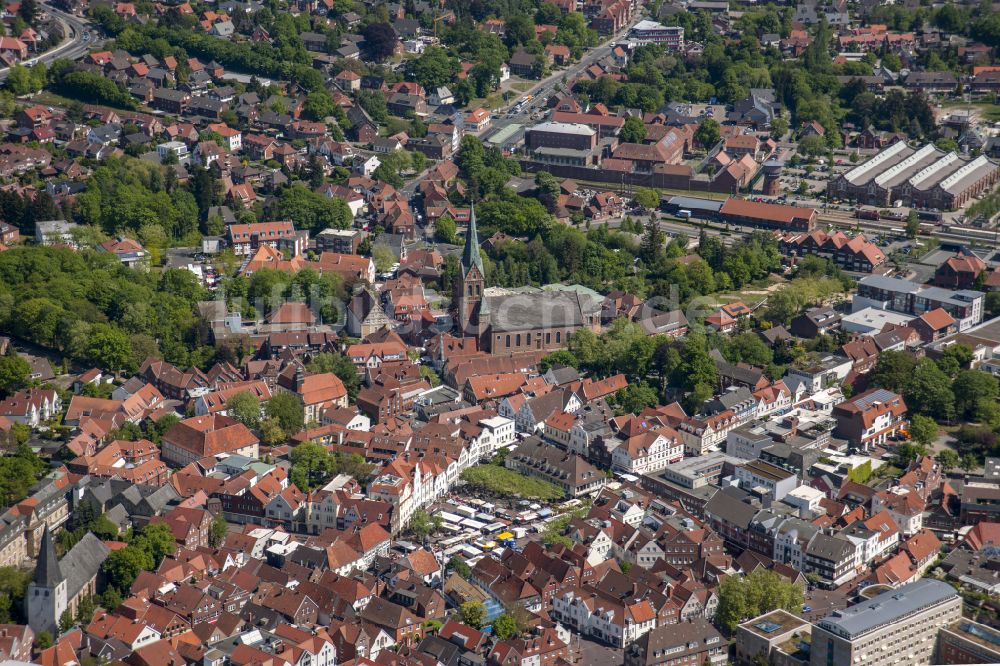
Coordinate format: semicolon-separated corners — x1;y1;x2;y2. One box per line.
295;365;304;392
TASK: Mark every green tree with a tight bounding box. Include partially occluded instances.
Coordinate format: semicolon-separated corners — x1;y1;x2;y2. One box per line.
102;545;155;591
435;215;458;244
135;523;177;566
905;359;955;421
541;514;573;548
770;116;789;139
870;351;917;393
640;218;666;262
260;417;286;446
694;118;721;149
797;134;827;156
458;601;487;629
954;370;999;420
715;569;804;632
908;414;938;447
372;245;396;273
0;355;30;398
620;116;647;144
271;184;351;234
447;556;471;577
36;631;53;650
0;566;30;623
406;46;458;90
6;64;36;96
59;609;73;632
634;188;660;211
91;515;119;540
302;90;335;121
936;448;959;473
334;452;376;485
289;441;333;491
87;324;133;373
675;330;717;393
533;170;561;211
306;352;361;400
209;512;228;547
492;614;519;640
266;392;305;437
101;587;123;611
962;453;979;473
409;508;436;540
539;350;579;372
613;383;659;414
896;441;928;468
905;210;920;239
226;390;262;430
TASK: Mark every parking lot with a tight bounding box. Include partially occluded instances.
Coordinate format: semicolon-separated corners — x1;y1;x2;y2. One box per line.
575;634;624;664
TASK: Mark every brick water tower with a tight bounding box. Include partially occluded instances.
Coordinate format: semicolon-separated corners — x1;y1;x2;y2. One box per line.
762;159;783;197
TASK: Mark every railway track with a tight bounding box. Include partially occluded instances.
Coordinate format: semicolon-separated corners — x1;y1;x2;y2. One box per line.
817;210;1000;248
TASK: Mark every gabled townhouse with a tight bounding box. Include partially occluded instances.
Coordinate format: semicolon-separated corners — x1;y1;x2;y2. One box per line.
551;587;657;648
832;387;907;451
0;389;62;426
500;388;581;433
676;410;739;456
610;430;684;476
804;531;857;588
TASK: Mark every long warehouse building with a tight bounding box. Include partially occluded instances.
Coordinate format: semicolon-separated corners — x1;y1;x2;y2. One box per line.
828;140;1000;210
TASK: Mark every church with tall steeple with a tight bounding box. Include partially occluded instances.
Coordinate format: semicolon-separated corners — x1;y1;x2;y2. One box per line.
26;525;110;634
26;526;66;634
453;204;484;335
451;204;603;354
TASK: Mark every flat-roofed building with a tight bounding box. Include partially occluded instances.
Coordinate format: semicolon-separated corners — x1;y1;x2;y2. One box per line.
855;274;984;331
646;451;742;490
734;459;798;500
735;609;812;666
809;579;960;666
524;121;596;152
628;20;684;51
938;619;1000;664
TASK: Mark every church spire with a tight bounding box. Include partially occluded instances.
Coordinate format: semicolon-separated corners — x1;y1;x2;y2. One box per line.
462;203;484;277
34;525;62;588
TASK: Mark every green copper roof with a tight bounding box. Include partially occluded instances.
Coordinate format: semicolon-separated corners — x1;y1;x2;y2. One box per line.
462;204;484;277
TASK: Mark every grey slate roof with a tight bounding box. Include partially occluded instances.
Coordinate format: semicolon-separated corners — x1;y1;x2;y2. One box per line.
34;526;61;587
546;366;580;386
483;290;600;333
62;533;111;599
817;579;957;639
629;619;723;666
806;532;854;561
705;487;758;529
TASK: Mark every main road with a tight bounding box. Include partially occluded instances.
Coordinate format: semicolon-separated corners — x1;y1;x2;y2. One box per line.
0;3;93;81
484;17;645;139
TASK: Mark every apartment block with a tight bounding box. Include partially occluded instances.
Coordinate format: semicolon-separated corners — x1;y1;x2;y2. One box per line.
808;579;961;666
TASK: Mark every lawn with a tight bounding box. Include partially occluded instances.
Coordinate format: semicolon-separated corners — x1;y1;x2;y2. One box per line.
911;236;940;261
30;91;83;108
459;465;565;501
939;100;1000;123
467;93;508;111
708;275;786;306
